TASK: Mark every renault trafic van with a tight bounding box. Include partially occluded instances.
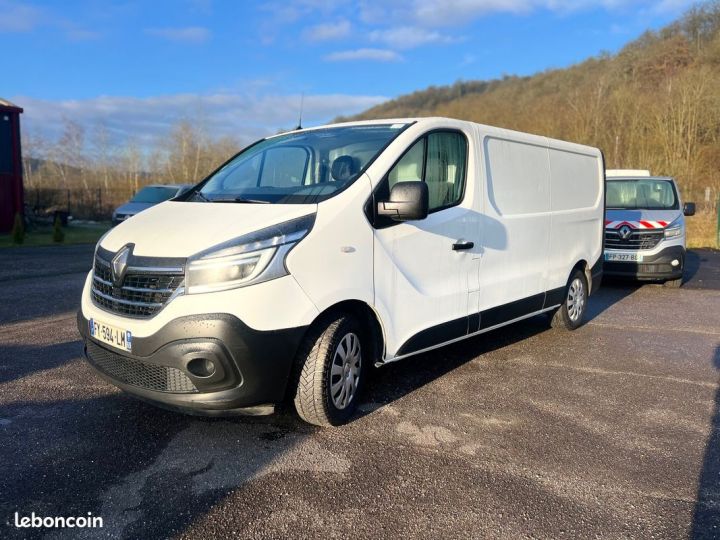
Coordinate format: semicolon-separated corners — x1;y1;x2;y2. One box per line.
604;170;695;287
78;118;605;426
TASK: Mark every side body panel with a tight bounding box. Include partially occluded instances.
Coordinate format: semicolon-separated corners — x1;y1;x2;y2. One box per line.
366;119;603;361
545;142;605;293
477;129;551;312
478;129;603;309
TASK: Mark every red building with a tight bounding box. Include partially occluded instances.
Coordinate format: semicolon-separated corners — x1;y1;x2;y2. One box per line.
0;98;24;233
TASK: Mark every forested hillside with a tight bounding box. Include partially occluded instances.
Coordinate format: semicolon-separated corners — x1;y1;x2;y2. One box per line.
341;3;720;245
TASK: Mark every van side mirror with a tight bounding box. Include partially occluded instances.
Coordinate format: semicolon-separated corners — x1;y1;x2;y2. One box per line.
683;202;696;216
377;181;429;221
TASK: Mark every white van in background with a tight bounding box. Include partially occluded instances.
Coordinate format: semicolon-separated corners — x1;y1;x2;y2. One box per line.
604;170;695;287
78;118;605;426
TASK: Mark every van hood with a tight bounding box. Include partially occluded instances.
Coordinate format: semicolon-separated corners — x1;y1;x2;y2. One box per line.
101;201;317;257
605;209;681;229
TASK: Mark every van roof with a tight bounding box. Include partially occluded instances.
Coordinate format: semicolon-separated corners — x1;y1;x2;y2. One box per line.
606;169;651;177
608;177;676;183
273;117;601;155
606;174;675;182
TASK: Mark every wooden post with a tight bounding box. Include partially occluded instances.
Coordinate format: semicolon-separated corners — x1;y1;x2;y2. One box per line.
716;194;720;248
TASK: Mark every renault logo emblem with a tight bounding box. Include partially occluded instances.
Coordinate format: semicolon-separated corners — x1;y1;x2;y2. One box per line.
618;225;632;240
111;246;131;286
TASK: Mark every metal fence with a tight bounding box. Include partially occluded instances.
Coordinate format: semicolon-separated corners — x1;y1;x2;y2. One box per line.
25;187;134;222
692;187;720;214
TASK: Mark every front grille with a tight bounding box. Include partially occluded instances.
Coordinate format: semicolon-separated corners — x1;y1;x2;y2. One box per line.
91;256;184;318
605;229;663;251
604;262;675;275
86;341;198;393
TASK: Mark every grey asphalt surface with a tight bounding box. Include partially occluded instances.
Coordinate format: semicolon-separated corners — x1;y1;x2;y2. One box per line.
1;246;719;539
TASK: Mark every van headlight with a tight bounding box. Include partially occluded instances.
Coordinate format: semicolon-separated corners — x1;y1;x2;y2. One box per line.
185;213;315;294
664;219;683;239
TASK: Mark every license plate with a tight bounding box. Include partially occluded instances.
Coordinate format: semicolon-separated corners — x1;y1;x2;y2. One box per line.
88;318;132;352
605;252;643;262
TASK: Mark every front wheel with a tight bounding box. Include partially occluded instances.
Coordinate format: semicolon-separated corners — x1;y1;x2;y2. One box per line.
293;314;366;427
664;277;683;288
550;269;588;330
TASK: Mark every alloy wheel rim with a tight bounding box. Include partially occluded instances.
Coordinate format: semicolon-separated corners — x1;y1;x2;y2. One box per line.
330;333;362;410
567;278;586;322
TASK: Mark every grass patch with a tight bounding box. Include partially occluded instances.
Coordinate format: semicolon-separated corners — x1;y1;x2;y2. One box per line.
0;223;110;248
687;210;719;249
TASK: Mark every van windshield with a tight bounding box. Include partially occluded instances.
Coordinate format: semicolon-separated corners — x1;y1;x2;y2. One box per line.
194;124;408;204
606;179;679;210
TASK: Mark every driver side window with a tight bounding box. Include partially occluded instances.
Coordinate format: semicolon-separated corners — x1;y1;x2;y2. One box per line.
386;131;467;212
388;139;424;189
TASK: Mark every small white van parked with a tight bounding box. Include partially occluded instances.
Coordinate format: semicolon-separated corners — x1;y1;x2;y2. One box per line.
78;118;605;426
604;170;695;287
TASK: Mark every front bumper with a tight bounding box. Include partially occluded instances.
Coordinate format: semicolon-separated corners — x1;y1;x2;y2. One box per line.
603;245;685;281
77;311;307;415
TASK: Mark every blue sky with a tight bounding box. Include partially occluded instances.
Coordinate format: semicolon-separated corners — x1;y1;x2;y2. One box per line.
1;0;699;146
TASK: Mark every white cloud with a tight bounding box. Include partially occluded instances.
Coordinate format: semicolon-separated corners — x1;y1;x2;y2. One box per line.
261;0;352;25
0;0;43;32
64;28;102;41
358;0;697;27
369;26;460;49
14;92;389;148
460;53;477;65
0;0;102;40
303;19;352;41
324;48;403;61
145;26;211;43
650;0;697;14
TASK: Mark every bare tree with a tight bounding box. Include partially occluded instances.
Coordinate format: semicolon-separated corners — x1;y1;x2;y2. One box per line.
92;122;113;190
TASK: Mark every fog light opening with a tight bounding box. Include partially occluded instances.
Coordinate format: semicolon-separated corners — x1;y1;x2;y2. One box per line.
187;358;216;378
671;259;680;267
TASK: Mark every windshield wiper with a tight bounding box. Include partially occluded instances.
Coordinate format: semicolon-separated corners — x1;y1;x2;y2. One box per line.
234;197;270;204
191;191;209;202
207;196;270;204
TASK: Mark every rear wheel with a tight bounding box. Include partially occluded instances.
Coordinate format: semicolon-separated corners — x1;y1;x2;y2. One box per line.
550;269;588;330
293;314;366;427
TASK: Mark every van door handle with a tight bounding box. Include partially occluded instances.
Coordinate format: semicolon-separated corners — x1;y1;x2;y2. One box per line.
452;240;474;251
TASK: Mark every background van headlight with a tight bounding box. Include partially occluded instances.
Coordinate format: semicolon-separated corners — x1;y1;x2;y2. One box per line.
185;213;315;294
664;220;683;238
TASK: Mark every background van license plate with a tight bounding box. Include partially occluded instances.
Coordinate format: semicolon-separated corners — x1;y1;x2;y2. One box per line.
605;252;643;262
89;318;132;352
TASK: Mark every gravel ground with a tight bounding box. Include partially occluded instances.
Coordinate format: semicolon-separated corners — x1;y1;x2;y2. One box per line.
0;246;718;539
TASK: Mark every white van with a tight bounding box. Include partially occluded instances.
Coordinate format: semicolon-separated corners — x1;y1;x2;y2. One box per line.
78;118;605;426
604;170;695;287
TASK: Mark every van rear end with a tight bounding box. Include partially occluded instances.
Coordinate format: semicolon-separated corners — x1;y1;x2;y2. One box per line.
603;171;695;286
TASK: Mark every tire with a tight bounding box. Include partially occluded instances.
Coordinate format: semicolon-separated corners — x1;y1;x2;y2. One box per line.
293;314;366;427
664;277;682;288
550;269;588;330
